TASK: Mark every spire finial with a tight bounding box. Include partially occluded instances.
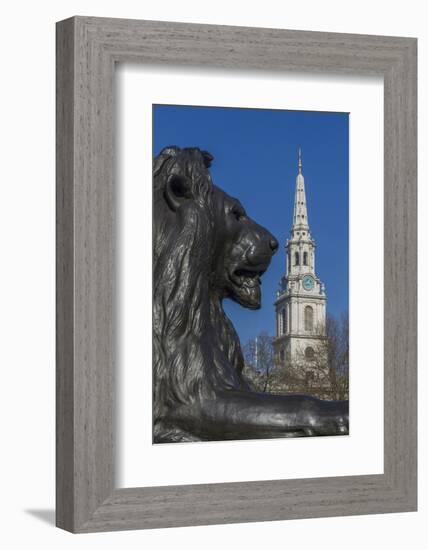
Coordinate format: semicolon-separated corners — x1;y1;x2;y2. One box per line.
298;147;302;174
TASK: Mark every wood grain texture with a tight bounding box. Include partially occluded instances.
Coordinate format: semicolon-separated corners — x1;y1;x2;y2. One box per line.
56;18;76;531
56;16;417;533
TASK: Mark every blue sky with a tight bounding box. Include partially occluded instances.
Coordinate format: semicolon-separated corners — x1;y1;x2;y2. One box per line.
153;104;349;345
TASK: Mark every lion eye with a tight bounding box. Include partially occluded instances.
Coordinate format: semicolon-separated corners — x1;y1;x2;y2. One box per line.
231;205;246;221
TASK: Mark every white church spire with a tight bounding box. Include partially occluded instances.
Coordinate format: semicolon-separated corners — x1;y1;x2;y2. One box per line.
292;148;310;233
274;148;327;372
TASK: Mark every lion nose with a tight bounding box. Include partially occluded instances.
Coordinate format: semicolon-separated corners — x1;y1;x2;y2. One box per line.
269;237;279;253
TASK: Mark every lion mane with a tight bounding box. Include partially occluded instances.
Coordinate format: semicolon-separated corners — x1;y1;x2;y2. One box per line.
153;146;249;441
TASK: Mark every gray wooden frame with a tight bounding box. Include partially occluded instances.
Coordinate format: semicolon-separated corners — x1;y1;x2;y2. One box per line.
56;16;417;533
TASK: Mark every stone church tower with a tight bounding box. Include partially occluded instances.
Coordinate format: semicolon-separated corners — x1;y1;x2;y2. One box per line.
274;149;327;368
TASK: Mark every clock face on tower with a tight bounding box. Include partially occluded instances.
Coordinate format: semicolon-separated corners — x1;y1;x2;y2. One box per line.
302;275;314;291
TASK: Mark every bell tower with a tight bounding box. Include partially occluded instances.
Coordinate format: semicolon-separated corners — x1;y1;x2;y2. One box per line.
274;149;327;367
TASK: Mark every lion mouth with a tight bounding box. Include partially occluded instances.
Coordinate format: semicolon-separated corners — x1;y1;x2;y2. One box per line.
230;267;265;288
228;264;268;309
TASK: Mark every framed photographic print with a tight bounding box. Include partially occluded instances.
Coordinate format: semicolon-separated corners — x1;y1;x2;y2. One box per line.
56;16;417;532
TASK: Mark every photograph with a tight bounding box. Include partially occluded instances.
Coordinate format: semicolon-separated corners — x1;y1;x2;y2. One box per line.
152;104;349;443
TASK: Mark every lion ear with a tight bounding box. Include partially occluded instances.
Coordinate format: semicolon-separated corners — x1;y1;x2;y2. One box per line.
164;174;193;211
201;150;214;168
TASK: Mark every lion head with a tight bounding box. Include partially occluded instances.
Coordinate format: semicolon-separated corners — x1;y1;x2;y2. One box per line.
153;146;278;438
209;185;279;310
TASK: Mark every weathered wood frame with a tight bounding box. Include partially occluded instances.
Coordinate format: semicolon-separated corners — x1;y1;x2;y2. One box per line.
56;16;417;533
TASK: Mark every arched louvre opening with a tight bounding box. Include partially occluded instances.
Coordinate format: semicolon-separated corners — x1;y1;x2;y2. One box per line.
294;251;300;266
304;305;314;331
281;308;287;335
303;251;308;266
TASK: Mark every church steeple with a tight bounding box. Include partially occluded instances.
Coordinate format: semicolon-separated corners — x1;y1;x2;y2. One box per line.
292;148;310;234
274;148;327;369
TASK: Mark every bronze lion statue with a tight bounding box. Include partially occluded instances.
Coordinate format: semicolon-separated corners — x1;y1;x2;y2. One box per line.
153;146;348;443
